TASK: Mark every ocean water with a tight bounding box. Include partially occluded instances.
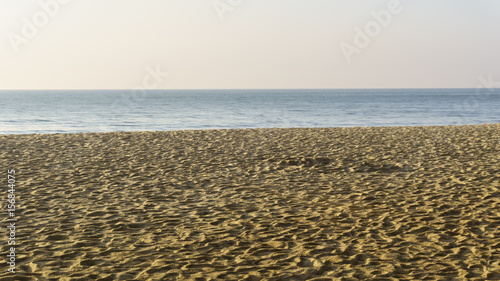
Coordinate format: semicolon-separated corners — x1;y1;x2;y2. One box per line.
0;89;499;135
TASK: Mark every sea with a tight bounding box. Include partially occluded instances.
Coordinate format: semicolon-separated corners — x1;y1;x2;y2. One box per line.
0;89;499;135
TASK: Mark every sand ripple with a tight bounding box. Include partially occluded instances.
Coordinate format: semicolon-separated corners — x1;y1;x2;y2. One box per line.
0;125;499;280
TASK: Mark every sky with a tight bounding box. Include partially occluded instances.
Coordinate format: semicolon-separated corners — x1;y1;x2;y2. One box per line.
0;0;499;89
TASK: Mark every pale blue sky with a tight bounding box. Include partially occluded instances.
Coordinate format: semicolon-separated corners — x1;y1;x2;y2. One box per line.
1;0;499;89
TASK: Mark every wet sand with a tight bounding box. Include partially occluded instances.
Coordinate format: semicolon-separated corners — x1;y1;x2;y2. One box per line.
1;125;499;280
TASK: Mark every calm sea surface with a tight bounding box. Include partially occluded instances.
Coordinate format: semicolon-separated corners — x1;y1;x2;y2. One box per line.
0;89;499;135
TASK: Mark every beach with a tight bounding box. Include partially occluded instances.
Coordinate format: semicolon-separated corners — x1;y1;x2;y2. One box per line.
1;124;499;280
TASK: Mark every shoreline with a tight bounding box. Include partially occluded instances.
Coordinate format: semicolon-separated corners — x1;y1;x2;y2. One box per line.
1;122;498;136
1;124;499;280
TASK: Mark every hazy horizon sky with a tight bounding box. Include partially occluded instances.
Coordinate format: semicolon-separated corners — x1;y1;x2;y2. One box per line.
1;0;499;90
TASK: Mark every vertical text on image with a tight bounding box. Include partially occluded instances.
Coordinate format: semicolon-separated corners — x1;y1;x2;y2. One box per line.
6;169;17;274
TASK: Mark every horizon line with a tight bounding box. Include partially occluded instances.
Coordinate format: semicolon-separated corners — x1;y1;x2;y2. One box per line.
0;87;482;91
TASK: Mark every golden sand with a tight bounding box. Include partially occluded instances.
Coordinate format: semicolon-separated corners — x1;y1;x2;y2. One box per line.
1;125;499;280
